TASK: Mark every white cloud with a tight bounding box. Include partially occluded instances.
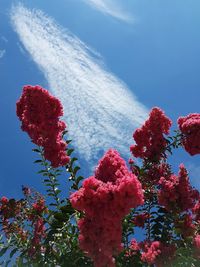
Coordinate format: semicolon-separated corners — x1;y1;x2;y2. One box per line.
11;4;147;167
0;49;5;59
83;0;133;22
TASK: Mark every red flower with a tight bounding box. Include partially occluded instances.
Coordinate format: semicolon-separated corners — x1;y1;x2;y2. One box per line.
32;198;47;214
141;241;161;265
29;218;46;258
1;196;8;204
178;113;200;155
16;85;70;167
130;107;172;161
70;149;144;267
158;164;197;212
141;241;176;266
126;239;140;257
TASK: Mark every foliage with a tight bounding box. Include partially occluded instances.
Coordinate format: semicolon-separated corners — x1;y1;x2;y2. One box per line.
0;86;200;266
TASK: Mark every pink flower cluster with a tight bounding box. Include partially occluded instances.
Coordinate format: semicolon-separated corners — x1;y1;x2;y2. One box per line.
158;164;198;212
141;241;161;265
32;198;47;214
29;218;46;258
141;241;175;266
70;149;144;267
178;113;200;155
0;197;23;220
130;107;172;161
28;198;47;257
192;197;200;222
125;238;140;257
16;85;70;167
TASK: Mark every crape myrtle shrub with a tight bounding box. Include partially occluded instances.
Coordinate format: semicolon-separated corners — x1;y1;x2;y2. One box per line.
0;85;200;267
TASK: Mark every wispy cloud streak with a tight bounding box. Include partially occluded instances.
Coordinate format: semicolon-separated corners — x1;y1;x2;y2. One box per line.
11;4;147;166
83;0;133;22
0;49;5;59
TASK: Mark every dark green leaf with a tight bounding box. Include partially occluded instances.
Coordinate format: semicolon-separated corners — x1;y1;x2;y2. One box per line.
76;176;83;184
73;166;80;175
34;159;42;163
0;247;8;257
70;157;78;165
67;148;74;156
32;148;41;153
38;170;47;174
66;139;72;144
10;248;18;258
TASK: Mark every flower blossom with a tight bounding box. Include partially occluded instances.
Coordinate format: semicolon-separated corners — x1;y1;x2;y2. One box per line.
29;218;46;258
70;149;144;267
126;239;140;257
130;107;172;161
141;241;176;266
16;85;70;167
32;198;47;214
178;113;200;155
158;164;198;212
141;241;161;265
192;196;200;222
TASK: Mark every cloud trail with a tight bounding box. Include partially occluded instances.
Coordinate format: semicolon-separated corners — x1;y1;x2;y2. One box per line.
0;49;5;59
11;4;147;166
82;0;133;22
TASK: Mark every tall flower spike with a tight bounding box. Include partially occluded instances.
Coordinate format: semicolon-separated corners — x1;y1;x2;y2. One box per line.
16;85;70;167
158;164;198;212
70;149;144;267
178;113;200;155
130;107;172;161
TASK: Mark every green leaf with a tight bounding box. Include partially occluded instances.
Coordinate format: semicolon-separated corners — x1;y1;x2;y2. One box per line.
76;176;83;184
73;166;80;175
60;204;74;215
62;130;68;135
41;162;49;166
72;184;78;190
45;183;53;187
70;157;78;165
34;159;42;163
55;189;61;194
32;148;41;153
67;148;74;156
38;170;47;174
66;139;72;144
10;248;18;258
5;260;11;267
0;247;8;257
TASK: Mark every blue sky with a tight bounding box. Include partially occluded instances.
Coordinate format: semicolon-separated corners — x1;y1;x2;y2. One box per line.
0;0;200;198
